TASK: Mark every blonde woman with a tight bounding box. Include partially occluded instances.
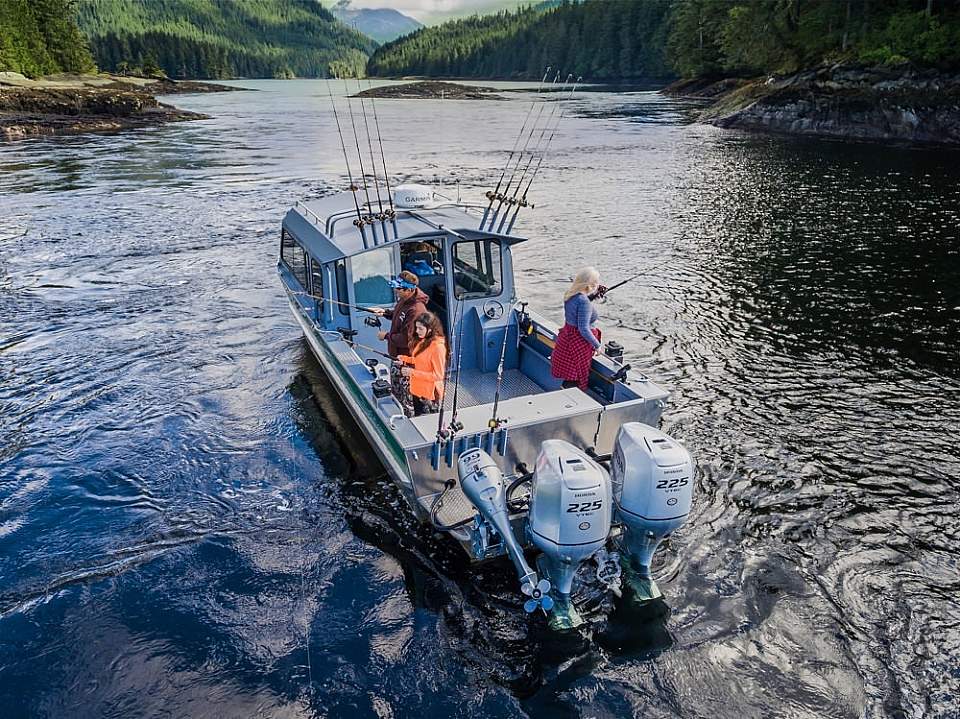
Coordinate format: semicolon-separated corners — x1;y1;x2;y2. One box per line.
550;267;607;390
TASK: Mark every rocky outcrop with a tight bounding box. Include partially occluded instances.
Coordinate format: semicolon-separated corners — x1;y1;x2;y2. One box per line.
667;65;960;146
353;80;500;100
0;87;208;140
0;72;245;141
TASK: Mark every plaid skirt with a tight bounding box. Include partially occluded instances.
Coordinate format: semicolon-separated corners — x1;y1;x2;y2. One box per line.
551;324;601;390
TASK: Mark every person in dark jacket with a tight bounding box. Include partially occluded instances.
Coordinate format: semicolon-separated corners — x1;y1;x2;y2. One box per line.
372;270;429;357
372;270;429;414
550;267;607;391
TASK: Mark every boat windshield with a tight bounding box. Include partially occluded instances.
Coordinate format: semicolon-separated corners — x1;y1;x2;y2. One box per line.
352;246;394;305
453;239;501;299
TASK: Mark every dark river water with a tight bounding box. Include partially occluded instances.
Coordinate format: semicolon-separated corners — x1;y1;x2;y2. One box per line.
2;80;959;718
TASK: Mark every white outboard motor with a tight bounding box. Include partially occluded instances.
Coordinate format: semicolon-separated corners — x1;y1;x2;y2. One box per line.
457;448;552;612
528;440;612;629
611;423;693;602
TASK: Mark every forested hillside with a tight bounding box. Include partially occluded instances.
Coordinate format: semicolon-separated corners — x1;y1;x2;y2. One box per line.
74;0;377;79
0;0;96;77
368;0;960;80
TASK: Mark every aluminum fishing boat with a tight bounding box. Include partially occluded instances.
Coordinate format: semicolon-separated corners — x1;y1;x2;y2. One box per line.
278;183;694;629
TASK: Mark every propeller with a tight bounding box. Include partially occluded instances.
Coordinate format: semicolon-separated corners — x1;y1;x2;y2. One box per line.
521;578;554;613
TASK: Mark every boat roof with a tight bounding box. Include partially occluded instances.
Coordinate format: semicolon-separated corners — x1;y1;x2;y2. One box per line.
283;192;527;263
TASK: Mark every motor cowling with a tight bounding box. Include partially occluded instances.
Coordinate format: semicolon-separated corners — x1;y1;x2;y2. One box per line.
528;440;612;597
612;423;693;580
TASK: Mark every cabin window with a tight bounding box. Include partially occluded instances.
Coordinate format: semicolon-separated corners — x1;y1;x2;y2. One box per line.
334;260;349;315
281;228;308;288
309;258;323;298
352;246;394;306
453;239;502;299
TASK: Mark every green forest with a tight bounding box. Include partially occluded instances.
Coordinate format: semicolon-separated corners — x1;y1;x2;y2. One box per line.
0;0;96;77
74;0;376;79
369;0;960;80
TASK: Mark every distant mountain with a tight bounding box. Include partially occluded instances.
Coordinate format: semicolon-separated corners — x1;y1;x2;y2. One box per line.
330;2;422;44
75;0;376;79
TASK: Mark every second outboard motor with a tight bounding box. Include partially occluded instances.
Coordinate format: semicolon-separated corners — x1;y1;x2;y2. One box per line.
528;440;612;629
611;423;694;603
457;448;552;613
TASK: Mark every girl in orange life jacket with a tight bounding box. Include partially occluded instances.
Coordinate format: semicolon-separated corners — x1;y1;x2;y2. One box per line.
395;311;448;416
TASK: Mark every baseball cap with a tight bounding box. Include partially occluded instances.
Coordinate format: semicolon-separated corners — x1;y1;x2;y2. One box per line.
388;273;418;290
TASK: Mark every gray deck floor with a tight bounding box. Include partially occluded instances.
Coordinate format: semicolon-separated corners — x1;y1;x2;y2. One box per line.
439;368;544;410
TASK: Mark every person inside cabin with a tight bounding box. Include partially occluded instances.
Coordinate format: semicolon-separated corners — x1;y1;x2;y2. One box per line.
550;267;608;391
395;311;448;416
372;270;429;411
403;242;438;277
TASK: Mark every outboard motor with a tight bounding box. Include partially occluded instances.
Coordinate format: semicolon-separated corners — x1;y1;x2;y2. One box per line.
528;440;612;629
611;423;694;603
457;449;553;613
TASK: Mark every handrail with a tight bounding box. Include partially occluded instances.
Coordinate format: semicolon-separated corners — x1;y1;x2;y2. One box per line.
295;200;325;228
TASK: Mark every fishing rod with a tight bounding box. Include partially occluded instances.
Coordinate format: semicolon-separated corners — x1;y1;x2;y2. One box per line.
436;290;465;441
480;66;551;231
498;75;579;235
587;258;678;300
447;295;468;437
290;289;380;314
325;75;364;225
487;72;569;232
488;311;512;432
344;79;374;221
367;78;396;224
342;338;396;361
485;70;562;232
356;78;384;218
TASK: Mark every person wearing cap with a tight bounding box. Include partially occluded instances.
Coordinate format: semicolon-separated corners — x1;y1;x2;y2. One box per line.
371;270;429;358
372;270;429;414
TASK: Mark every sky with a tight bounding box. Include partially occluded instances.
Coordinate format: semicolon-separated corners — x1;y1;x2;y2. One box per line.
334;0;529;24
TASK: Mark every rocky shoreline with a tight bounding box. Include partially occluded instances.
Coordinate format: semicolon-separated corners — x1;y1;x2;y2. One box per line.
0;73;244;141
353;80;499;100
665;64;960;147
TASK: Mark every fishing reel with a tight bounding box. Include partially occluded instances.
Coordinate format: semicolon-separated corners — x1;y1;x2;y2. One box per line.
517;302;534;337
363;315;382;328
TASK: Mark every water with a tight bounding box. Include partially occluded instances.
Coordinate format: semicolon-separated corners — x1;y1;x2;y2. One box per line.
1;80;958;718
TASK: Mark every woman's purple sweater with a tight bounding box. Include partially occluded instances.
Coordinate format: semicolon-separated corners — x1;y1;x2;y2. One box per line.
564;293;600;349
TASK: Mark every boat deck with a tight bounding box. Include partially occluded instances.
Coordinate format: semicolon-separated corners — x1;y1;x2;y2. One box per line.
440;368;545;410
